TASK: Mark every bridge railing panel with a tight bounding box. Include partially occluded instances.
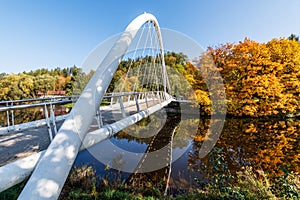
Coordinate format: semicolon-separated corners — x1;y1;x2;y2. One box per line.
0;99;73;137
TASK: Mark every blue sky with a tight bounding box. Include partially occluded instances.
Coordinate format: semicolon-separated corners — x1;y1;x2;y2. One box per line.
1;0;300;73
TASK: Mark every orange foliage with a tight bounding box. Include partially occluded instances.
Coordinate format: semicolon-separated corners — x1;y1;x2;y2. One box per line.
203;38;300;117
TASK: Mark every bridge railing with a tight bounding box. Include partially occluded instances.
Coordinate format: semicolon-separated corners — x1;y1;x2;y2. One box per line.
0;91;174;193
96;91;170;128
0;99;73;139
0;92;170;137
0;96;73;106
106;91;167;105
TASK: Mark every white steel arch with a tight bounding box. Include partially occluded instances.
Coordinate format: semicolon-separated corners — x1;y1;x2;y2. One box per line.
18;13;170;200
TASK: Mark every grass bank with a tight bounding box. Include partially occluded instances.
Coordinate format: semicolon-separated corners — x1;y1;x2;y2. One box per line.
1;149;299;199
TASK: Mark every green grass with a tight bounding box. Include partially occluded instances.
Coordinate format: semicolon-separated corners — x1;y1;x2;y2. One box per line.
1;162;299;200
58;162;299;200
0;180;27;200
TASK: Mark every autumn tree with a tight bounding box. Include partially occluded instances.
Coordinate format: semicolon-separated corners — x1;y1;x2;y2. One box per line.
207;38;300;117
18;74;35;98
33;74;56;96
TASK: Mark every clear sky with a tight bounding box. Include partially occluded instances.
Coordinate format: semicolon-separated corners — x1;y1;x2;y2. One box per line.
1;0;300;73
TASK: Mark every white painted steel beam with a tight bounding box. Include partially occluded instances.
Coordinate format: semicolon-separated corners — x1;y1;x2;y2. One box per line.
17;13;167;200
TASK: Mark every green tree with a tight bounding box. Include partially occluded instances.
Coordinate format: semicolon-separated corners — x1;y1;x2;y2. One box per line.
288;34;299;42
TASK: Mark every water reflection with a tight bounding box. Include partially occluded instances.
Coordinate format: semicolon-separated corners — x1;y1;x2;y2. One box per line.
74;113;299;194
191;117;300;177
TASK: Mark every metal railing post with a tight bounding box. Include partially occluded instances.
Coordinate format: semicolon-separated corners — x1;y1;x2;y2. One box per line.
134;94;140;112
119;96;126;118
156;91;161;103
49;103;57;136
44;104;53;141
162;91;166;100
110;93;114;107
11;102;15;129
145;92;149;108
6;102;10;128
152;91;155;103
96;108;103;128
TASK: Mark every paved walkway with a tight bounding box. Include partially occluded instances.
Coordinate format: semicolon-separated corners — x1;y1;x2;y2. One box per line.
0;99;161;166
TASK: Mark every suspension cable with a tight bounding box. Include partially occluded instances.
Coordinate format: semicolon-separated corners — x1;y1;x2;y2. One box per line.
119;22;147;94
132;22;152;93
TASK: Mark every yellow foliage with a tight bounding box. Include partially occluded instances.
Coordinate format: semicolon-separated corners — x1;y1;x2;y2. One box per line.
204;37;300;117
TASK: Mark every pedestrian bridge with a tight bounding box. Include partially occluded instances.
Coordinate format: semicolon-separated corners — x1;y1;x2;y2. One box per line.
0;13;179;199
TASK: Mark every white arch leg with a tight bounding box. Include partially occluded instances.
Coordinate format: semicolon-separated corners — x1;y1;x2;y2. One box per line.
18;13;167;200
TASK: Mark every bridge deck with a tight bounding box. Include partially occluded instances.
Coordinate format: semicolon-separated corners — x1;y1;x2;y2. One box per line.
0;99;161;166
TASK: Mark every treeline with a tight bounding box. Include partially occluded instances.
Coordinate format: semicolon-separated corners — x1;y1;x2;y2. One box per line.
149;37;300;117
0;66;94;100
1;36;300;117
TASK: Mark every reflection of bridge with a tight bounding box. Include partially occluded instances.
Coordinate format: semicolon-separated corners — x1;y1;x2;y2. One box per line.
126;110;181;195
0;13;179;199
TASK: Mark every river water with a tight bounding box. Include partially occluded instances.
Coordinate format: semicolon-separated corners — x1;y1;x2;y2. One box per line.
74;108;299;194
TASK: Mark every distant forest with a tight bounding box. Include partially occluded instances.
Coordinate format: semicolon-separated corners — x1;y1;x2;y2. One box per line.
0;66;95;100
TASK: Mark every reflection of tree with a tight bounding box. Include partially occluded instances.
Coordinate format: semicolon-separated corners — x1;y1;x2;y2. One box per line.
172;118;199;149
114;109;200;150
114;111;166;145
189;118;299;178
